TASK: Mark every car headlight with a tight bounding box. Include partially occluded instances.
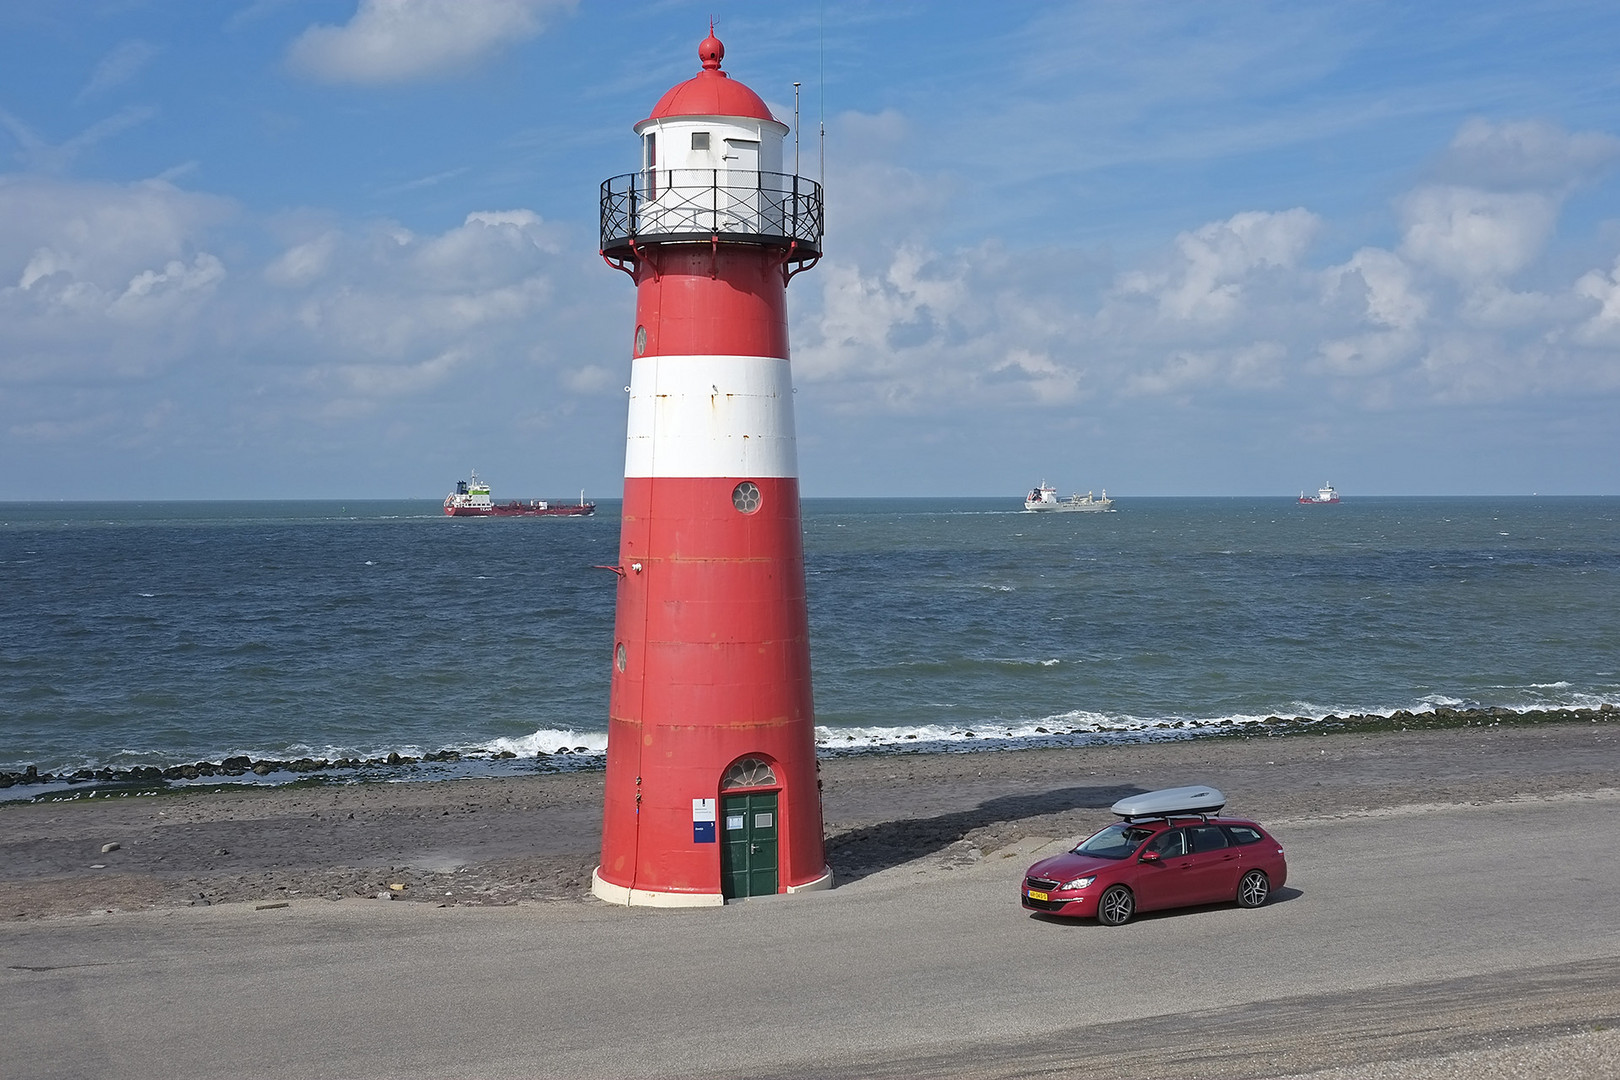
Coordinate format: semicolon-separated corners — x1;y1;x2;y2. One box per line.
1060;875;1095;890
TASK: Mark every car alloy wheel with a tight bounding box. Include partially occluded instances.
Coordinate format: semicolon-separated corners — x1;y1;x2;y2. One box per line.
1097;884;1134;926
1237;869;1270;908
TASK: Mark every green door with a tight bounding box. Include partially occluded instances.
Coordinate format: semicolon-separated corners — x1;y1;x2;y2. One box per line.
720;791;779;899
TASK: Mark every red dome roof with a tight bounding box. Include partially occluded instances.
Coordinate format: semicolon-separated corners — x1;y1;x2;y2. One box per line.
640;34;778;126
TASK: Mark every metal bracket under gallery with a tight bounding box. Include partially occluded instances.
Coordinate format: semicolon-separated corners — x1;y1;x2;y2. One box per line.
600;169;823;260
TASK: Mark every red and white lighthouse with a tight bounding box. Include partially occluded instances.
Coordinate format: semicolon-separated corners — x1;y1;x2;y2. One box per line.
592;33;828;906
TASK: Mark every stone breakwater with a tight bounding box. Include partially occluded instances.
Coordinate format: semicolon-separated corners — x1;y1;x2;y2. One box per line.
0;744;602;793
1231;703;1615;738
5;705;1615;796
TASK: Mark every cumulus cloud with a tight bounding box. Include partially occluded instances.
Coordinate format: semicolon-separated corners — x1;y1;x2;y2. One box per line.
792;119;1620;418
1575;257;1620;344
287;0;576;84
1397;186;1557;281
253;209;571;409
0;171;604;441
0;177;234;381
1330;248;1426;331
1117;208;1319;322
1431;117;1620;192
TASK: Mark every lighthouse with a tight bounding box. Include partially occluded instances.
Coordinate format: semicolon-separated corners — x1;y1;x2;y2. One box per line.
592;33;828;906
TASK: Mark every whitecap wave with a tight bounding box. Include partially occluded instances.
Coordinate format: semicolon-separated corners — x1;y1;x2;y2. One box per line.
483;729;607;756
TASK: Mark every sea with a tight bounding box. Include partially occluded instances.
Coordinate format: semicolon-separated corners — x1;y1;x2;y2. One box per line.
2;497;1617;795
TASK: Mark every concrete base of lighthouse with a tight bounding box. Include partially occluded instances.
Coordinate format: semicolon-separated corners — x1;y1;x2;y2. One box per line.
590;866;834;907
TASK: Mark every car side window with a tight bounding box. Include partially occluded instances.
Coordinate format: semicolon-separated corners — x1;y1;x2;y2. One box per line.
1187;825;1229;853
1224;825;1263;846
1144;828;1186;857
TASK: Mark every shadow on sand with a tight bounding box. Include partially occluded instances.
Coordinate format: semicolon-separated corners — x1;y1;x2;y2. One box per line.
1028;884;1305;927
825;783;1146;885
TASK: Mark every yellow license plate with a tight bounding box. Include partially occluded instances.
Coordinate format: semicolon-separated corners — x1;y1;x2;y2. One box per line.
1027;890;1049;902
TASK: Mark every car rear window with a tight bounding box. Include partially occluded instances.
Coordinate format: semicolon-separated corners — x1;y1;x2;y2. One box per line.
1187;825;1229;852
1224;825;1264;846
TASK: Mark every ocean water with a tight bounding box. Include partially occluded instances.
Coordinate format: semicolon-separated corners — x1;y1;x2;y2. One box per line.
2;497;1617;783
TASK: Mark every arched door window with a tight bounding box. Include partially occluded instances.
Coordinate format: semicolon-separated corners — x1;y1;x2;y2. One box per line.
721;757;777;790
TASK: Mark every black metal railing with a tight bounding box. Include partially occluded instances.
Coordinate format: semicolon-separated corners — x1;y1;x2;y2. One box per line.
600;169;823;258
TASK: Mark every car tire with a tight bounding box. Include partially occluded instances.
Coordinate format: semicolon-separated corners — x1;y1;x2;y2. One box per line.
1097;884;1134;926
1237;869;1270;908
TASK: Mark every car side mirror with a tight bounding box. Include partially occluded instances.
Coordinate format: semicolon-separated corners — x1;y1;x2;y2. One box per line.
1139;850;1161;864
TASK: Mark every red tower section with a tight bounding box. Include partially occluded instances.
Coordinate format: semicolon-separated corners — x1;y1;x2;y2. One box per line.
593;34;827;906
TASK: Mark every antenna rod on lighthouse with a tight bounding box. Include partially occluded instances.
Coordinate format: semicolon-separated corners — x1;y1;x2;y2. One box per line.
818;3;826;190
794;82;801;176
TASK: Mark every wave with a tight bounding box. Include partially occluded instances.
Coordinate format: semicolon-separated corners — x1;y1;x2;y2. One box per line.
6;687;1617;799
809;695;1620;754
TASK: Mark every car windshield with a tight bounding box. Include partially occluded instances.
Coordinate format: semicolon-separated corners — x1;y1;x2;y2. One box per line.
1072;824;1154;860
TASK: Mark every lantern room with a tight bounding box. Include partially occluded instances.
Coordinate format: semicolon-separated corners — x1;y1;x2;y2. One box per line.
600;33;821;264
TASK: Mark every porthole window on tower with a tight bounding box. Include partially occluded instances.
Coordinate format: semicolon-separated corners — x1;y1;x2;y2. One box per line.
615;643;627;672
634;325;647;355
722;757;777;790
731;481;762;514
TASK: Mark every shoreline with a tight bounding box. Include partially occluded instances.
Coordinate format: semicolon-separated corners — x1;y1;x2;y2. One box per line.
3;702;1614;803
2;717;1614;921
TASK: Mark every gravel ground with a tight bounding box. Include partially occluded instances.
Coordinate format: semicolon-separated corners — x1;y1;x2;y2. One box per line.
3;720;1613;920
2;719;1617;1078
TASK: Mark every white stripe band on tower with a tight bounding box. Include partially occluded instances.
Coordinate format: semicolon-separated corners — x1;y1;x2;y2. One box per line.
625;354;799;479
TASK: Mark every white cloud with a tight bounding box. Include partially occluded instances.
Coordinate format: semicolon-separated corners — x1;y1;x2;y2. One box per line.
1397;186;1557;281
1331;247;1426;331
112;254;227;320
287;0;576;85
78;40;161;101
1433;117;1620;192
0;106;158;174
316;347;467;398
0;177;234;381
789;118;1620;420
0;173;603;427
1121;208;1319;322
562;364;617;394
1575;257;1620;344
264;231;339;287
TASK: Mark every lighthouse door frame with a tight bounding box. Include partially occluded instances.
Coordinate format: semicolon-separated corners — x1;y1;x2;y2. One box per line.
720;789;780;899
718;755;783;899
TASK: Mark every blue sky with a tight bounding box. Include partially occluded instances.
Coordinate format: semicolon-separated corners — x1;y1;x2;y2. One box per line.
3;1;1619;499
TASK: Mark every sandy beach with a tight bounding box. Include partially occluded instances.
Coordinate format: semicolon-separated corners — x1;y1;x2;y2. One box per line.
3;720;1614;920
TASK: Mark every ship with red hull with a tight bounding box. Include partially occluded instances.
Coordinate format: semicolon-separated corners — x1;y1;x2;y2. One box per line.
1298;483;1341;505
444;472;595;517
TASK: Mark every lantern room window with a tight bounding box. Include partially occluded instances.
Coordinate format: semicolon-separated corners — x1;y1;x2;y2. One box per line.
641;132;658;198
691;131;710;151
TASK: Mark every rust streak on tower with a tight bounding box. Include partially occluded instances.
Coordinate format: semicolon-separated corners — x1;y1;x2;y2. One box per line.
593;32;828;906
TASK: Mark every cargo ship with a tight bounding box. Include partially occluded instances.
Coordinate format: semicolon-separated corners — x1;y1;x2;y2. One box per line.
1025;481;1113;512
443;472;596;517
1298;483;1340;505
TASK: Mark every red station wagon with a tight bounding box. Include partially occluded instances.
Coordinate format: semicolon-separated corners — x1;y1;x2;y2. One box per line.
1022;786;1287;925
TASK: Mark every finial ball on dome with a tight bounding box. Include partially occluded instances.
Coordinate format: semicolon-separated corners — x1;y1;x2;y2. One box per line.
699;33;724;71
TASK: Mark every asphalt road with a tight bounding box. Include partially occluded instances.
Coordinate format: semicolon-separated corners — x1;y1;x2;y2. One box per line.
4;793;1618;1079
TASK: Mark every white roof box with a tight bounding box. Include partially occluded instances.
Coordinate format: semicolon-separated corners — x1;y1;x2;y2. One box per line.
1111;785;1226;821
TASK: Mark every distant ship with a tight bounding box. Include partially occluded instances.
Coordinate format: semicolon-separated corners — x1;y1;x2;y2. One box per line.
1025;481;1113;513
444;472;596;517
1298;483;1340;505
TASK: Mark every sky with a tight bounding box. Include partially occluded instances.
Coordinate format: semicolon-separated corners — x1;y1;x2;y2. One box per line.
2;1;1619;500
